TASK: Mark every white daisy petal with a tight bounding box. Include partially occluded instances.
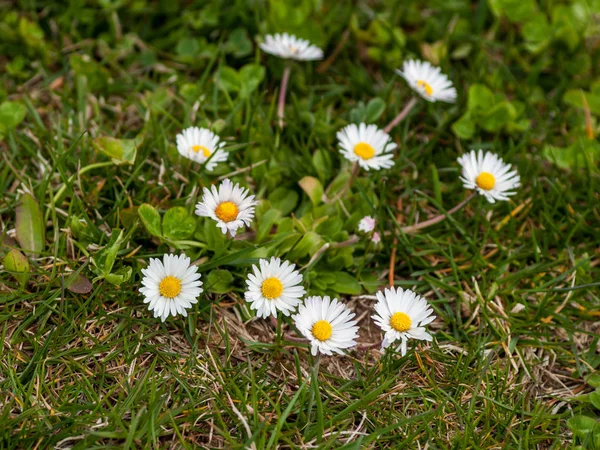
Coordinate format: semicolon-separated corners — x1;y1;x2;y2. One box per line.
457;149;521;203
395;59;456;103
337;123;396;171
195;178;258;237
175;126;228;171
139;253;203;321
259;33;323;61
244;257;305;318
371;287;436;355
292;296;359;356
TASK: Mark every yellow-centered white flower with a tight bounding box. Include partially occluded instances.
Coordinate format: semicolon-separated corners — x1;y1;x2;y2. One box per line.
337;123;397;171
293;296;359;356
195;179;257;237
396;60;457;103
139;254;203;322
259;33;323;61
245;257;306;318
176;126;228;171
457;149;521;203
372;287;435;356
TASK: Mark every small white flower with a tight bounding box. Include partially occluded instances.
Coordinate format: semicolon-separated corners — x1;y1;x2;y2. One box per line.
457;149;521;203
139;254;203;322
259;33;323;61
358;216;376;233
195;179;257;236
337;123;397;171
395;59;457;103
245;257;306;318
293;296;359;356
176;126;228;172
372;287;435;356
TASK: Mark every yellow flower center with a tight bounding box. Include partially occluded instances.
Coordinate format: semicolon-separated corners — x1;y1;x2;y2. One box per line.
417;80;433;96
261;277;283;299
312;320;333;341
214;201;239;223
353;142;375;160
159;276;182;299
475;172;496;191
390;312;412;332
191;145;211;157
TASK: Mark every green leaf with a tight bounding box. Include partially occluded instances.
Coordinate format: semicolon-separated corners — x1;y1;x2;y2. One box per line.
216;67;241;93
92;229;125;275
586;373;600;389
3;248;30;286
543;140;600;171
163;207;196;240
0;101;27;135
467;84;495;115
286;231;324;261
104;266;133;286
563;89;600;115
365;97;386;123
331;271;362;295
239;64;265;98
299;176;324;206
206;269;234;294
590;389;600;410
567;415;598;439
257;209;280;243
223;28;253;58
452;113;475;139
479;101;513;132
269;188;299;216
92;136;138;165
15;193;44;256
138;204;162;237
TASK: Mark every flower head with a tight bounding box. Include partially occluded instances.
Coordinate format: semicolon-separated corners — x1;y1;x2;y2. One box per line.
195;179;257;236
293;296;359;356
358;216;376;233
259;33;323;61
372;287;435;356
176;127;228;171
139;254;203;322
371;231;381;244
457;150;521;203
337;123;397;171
395;60;456;103
245;257;306;318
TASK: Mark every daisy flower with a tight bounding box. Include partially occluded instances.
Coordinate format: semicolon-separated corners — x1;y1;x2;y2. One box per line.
372;287;435;356
195;179;257;237
457;149;521;203
139;254;203;322
337;123;397;171
395;59;457;103
358;216;376;233
293;296;359;356
245;257;306;318
259;33;324;61
176;126;228;172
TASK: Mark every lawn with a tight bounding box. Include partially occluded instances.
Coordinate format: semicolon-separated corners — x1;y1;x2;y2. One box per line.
1;0;600;448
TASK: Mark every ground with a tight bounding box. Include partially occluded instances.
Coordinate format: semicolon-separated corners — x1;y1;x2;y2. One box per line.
1;1;600;449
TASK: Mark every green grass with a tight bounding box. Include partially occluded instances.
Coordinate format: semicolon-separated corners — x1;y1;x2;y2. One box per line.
2;0;600;448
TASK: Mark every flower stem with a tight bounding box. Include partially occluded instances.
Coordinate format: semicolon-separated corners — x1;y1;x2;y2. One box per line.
383;97;418;134
277;66;292;128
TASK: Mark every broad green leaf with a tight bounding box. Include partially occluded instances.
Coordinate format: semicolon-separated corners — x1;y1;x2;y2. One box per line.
216;67;241;93
163;207;196;240
207;269;234;293
138;204;162;237
331;271;362;295
104;266;132;286
452;113;475;139
269;187;299;216
286;231;324;261
365;97;386;123
543;140;600;171
586;373;600;389
479;101;513;132
467;84;495;114
0;101;27;135
239;64;265;98
257;209;281;243
223;28;253;58
563;89;600;115
313;149;332;183
299;176;324;206
15;193;44;255
590;389;600;410
3;248;30;286
567;415;598;439
92;136;138;165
